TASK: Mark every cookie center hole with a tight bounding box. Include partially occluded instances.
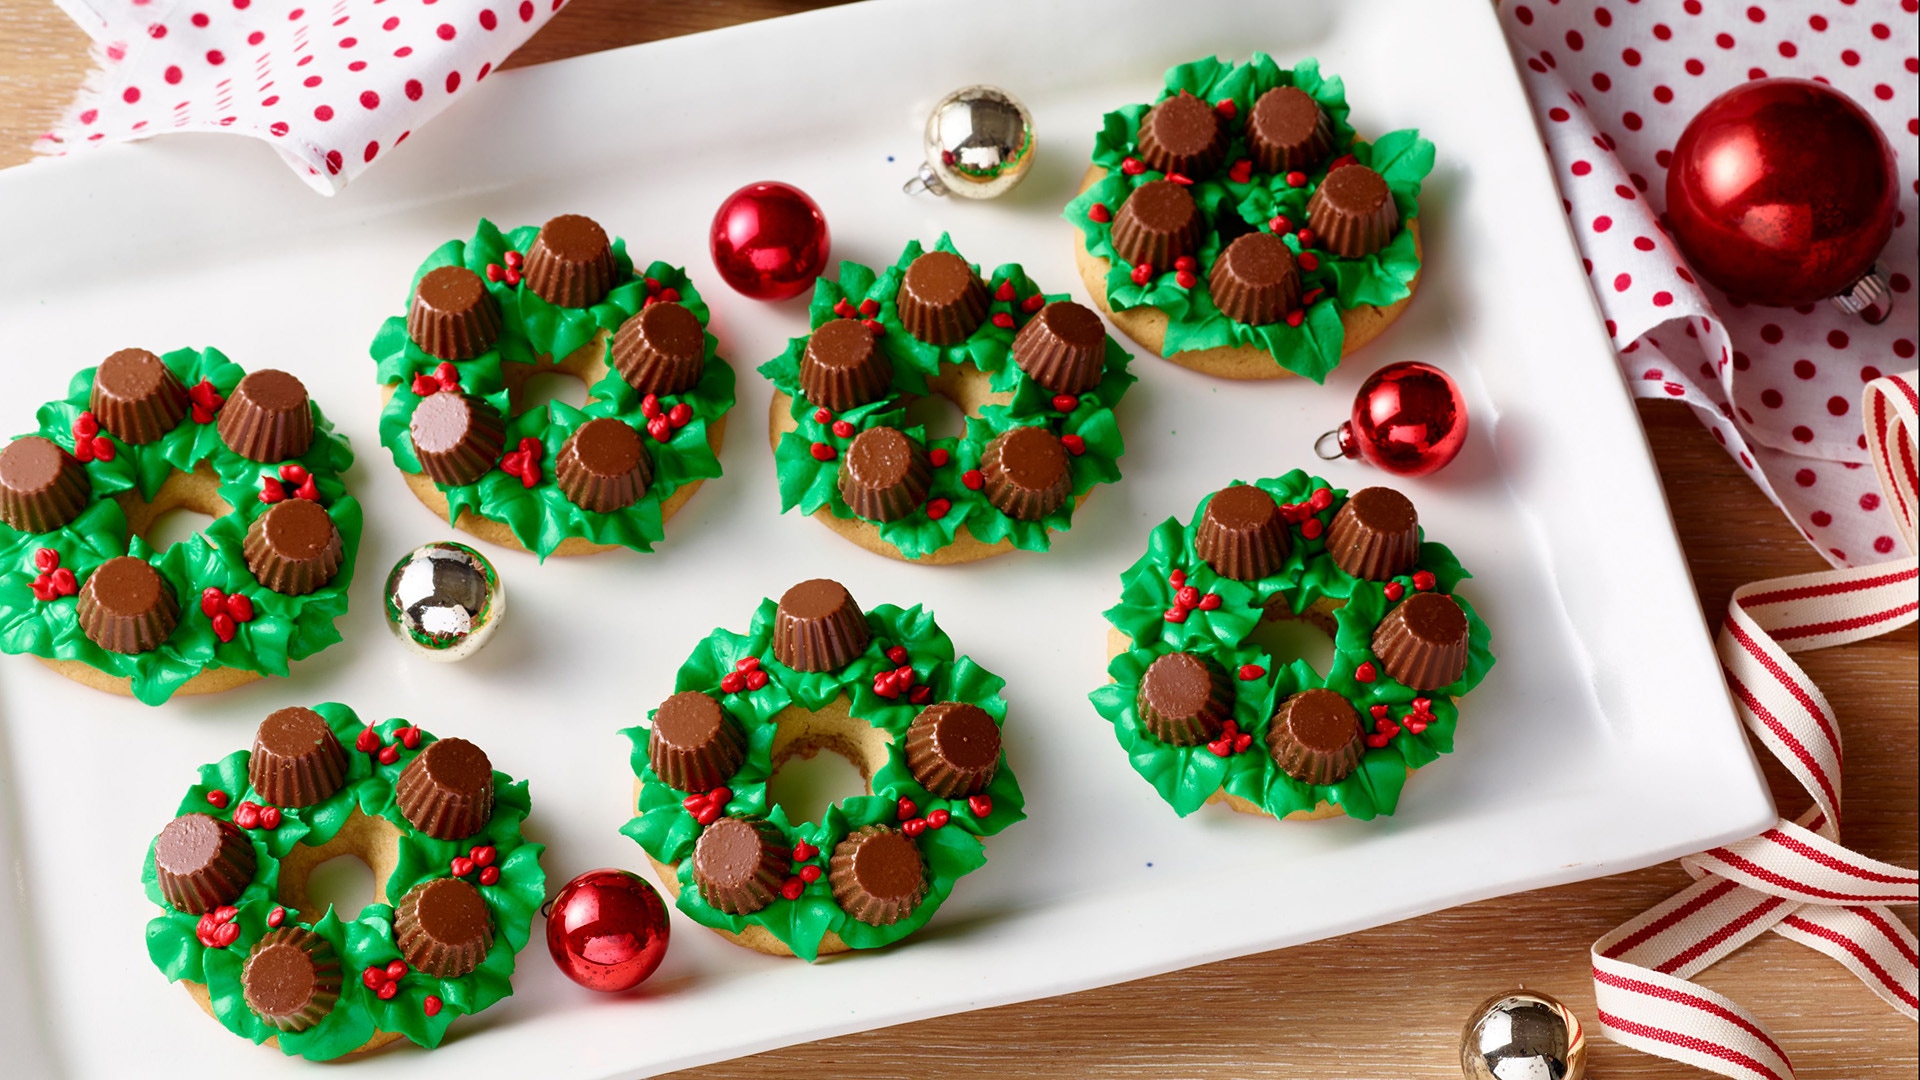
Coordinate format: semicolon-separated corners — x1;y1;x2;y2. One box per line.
301;854;376;922
768;744;869;827
514;370;589;417
902;392;968;443
142;506;218;553
1244;610;1336;678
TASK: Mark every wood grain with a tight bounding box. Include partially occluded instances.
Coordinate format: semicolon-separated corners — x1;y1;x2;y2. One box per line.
1;3;1912;1076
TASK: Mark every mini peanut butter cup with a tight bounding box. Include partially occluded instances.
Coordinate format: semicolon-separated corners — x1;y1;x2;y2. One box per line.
249;706;349;808
556;418;651;513
829;825;928;927
648;690;746;793
837;426;930;523
395;737;495;841
242;928;341;1034
1136;651;1233;746
905;702;1001;798
217;370;315;463
395;877;494;978
1208;233;1301;326
896;251;990;346
409;391;507;487
90;348;189;444
1266;688;1365;785
244;498;344;597
1137;90;1228;178
800;318;892;413
610;301;705;397
1373;592;1471;690
524;214;618;309
1194;484;1291;581
1109;179;1205;270
408;266;503;361
691;816;790;915
773;578;871;673
0;436;90;534
1326;486;1420;581
981;426;1071;522
1306;164;1400;258
1011;300;1107;396
1248;86;1333;174
77;556;178;654
153;812;256;914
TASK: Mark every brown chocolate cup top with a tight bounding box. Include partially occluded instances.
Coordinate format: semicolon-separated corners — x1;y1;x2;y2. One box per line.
408;266;503;361
249;706;348;809
837;426;930;523
1266;688;1365;786
1207;232;1302;326
395;737;495;840
773;578;872;673
1373;592;1471;691
1194;483;1291;581
409;391;507;487
981;425;1072;522
77;556;178;654
242;927;341;1034
1306;164;1400;258
895;251;989;347
905;702;1002;798
648;690;746;794
153;812;256;914
1011;300;1107;397
692;815;790;915
556;418;652;514
610;301;706;397
218;370;315;463
0;436;90;534
1109;179;1205;270
244;498;344;597
524;214;617;309
800;318;892;413
90;348;190;444
1248;86;1333;175
1136;651;1233;746
1326;486;1420;581
1137;90;1228;178
829;825;928;927
395;877;494;979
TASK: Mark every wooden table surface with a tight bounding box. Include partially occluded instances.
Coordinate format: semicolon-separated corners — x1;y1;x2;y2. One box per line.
3;3;1914;1077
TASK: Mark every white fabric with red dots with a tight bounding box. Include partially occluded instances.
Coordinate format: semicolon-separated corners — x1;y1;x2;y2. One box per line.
37;0;564;194
1499;0;1917;568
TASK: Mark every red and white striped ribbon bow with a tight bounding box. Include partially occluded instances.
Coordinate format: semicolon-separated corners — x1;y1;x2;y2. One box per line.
1592;371;1920;1080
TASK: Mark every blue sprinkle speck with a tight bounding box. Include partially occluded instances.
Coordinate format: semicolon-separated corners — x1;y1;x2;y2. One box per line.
886;155;895;163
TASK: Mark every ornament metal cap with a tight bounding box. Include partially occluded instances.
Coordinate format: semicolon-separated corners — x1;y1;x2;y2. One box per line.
902;85;1036;200
1460;988;1587;1080
1831;264;1892;325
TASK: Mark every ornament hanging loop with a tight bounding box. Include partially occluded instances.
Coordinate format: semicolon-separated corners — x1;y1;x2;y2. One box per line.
1314;426;1353;462
1832;264;1892;324
901;163;949;197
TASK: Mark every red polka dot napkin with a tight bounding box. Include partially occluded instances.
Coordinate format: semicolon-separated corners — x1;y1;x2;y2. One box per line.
37;0;564;194
1500;0;1917;566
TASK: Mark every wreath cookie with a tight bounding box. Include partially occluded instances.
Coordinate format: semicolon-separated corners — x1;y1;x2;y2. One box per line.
372;214;735;559
144;704;544;1060
620;578;1023;961
0;348;360;705
1064;55;1435;382
1090;473;1493;820
759;234;1133;564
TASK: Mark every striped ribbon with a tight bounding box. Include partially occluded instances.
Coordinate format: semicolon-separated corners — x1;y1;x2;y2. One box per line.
1592;370;1920;1080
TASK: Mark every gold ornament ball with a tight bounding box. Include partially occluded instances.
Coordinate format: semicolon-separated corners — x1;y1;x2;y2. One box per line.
903;84;1036;200
1460;989;1588;1080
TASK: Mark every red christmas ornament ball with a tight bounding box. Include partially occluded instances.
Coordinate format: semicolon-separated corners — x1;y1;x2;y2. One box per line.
545;868;670;992
1327;362;1468;477
1666;78;1896;308
709;181;830;300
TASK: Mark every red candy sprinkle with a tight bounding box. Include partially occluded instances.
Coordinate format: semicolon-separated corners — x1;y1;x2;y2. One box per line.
1297;253;1320;272
201;587;225;617
1130;263;1154;285
925;498;951;520
995;281;1016;302
647;416;673;443
834;298;855;318
1196;593;1221;611
1214;98;1237;119
377;981;400;1001
781;878;805;900
902;818;929;838
859;298;879;317
1239;664;1266;681
991;312;1015;329
485;263;503;282
1175;270;1197;289
234;802;260;830
1120;157;1145;175
1088;202;1111;223
267;906;285;928
1170;569;1187;587
1309;487;1333;511
1176;585;1200;608
472;844;496;867
1174;256;1198;273
1412;570;1437;592
210;612;237;643
886;646;909;664
1296;228;1317;248
928;448;950;467
1022;294;1045;313
451;856;476;877
1354;661;1377;683
423;996;443;1017
1269;215;1293;234
478;866;501;886
258;806;281;830
831;420;855;439
378;744;400;766
1286;170;1307;187
968;794;994;817
736;656;761;672
1168;172;1194;186
862;319;885;336
1228;159;1252;184
668;402;693;429
1052;394;1078;412
1285;310;1305;328
897;797;919;820
927;808;951;829
961;469;985;490
799;864;823;883
504;250;524;271
745;669;769;690
1163;607;1189;623
809;441;836;462
398;725;422;750
205;789;230;809
1301;517;1324;541
33;547;58;573
1060;434;1087;455
363;968;386;989
1384;582;1405;601
720;672;746;694
814;408;832;424
909;684;933;705
793;842;818;861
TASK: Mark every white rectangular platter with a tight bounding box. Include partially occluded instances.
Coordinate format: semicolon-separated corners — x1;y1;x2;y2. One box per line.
0;0;1775;1075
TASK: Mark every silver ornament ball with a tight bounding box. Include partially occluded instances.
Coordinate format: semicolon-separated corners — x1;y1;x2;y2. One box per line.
1460;989;1588;1080
903;84;1036;200
383;541;505;662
